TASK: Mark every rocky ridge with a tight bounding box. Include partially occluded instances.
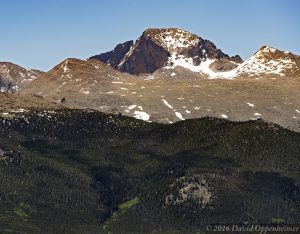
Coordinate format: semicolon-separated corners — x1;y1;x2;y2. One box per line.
0;62;44;92
236;46;300;77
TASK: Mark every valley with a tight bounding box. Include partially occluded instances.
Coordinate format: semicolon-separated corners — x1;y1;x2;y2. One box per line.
0;105;299;233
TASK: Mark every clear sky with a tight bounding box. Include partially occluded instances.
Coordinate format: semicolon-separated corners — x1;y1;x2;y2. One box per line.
1;0;300;71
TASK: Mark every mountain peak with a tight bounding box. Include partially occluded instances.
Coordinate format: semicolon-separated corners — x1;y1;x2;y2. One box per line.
236;46;300;77
91;28;242;75
50;58;111;78
0;62;43;92
259;45;277;52
256;45;295;58
142;28;200;51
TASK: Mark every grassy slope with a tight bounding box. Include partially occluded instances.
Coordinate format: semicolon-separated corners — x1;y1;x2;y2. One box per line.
0;109;299;233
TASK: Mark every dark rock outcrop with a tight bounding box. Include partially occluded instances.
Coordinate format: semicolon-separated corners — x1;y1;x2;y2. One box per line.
89;40;134;68
118;37;171;75
209;58;239;72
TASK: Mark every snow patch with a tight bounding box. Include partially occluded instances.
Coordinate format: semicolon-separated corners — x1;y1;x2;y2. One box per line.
80;88;90;94
128;105;137;110
175;112;185;120
11;108;28;113
118;44;136;68
133;111;150;121
162;99;174;109
158;29;199;51
63;60;70;73
166;54;237;79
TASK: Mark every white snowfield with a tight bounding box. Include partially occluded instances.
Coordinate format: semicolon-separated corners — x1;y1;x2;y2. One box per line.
164;45;296;79
166;53;237;79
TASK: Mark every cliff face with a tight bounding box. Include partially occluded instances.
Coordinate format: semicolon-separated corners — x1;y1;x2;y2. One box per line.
117;36;171;74
89;40;134;69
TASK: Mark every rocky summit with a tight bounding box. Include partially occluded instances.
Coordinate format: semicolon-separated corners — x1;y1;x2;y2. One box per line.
91;28;243;75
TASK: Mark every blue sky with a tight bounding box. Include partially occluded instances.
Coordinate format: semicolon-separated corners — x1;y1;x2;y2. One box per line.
1;0;299;71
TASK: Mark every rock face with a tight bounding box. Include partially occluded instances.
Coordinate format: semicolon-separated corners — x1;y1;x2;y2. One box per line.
118;35;171;74
89;40;134;69
165;174;221;208
0;62;44;92
209;58;240;72
90;28;243;75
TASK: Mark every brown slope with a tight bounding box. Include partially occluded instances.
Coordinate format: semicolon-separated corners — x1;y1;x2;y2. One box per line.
21;58;136;111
